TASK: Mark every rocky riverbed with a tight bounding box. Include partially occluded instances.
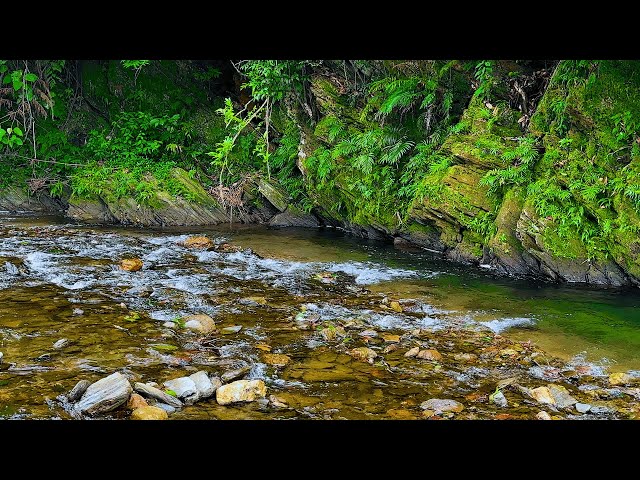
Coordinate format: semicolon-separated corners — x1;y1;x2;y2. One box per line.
1;216;639;420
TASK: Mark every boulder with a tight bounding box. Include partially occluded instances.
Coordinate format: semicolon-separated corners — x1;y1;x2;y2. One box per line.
417;349;443;361
131;406;168;420
75;372;132;415
133;382;183;408
216;379;267;405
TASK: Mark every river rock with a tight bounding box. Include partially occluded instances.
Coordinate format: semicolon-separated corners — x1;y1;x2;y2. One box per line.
127;393;149;410
221;325;242;334
182;236;213;249
0;352;3;364
491;390;508;408
359;329;379;338
239;296;267;306
536;411;552;420
609;372;633;386
530;386;555;405
404;346;420;358
417;349;443;361
67;379;91;402
53;338;69;350
133;382;183;408
263;353;291;366
164;377;198;402
269;395;288;408
420;399;464;414
131;406;168;420
75;372;133;415
454;352;478;363
183;314;216;334
389;301;403;313
216;379;267;405
120;258;143;272
348;347;377;363
221;366;251;383
189;370;216;398
575;402;591;413
547;384;577;409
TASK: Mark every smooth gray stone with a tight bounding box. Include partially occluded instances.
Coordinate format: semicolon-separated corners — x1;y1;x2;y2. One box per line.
67;379;91;402
133;382;183;408
75;372;132;415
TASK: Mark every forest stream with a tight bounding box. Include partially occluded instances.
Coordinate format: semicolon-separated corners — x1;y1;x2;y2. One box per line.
1;213;640;420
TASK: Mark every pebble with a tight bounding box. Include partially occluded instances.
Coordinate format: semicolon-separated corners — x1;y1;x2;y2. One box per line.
72;308;84;315
416;349;443;361
609;372;633;386
5;262;19;275
530;386;555;405
263;353;291;366
359;329;378;338
389;301;403;313
163;322;175;329
0;352;3;364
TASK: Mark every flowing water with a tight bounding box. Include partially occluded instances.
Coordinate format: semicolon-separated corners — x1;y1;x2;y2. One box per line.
1;213;639;420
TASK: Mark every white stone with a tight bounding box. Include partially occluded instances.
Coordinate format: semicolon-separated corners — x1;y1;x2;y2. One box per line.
75;372;132;415
164;377;198;400
189;371;216;399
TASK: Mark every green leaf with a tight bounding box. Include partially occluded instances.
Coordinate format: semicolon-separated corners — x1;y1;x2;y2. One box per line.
12;79;23;90
2;76;11;84
13;127;23;136
165;389;177;397
0;128;5;139
24;73;38;82
0;65;7;74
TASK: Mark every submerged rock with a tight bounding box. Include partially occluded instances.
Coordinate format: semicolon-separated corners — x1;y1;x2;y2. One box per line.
120;258;143;272
216;379;267;405
67;379;91;402
131;406;168;420
348;347;377;363
75;372;132;415
239;296;268;306
417;349;443;361
263;353;291;366
182;236;213;249
183;314;216;334
133;382;183;408
420;399;464;414
155;403;177;414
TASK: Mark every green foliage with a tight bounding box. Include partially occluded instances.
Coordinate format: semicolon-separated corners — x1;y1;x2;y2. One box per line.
480;136;540;194
473;60;494;100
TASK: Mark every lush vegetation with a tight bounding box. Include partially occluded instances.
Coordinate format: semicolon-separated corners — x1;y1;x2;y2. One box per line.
2;59;640;278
